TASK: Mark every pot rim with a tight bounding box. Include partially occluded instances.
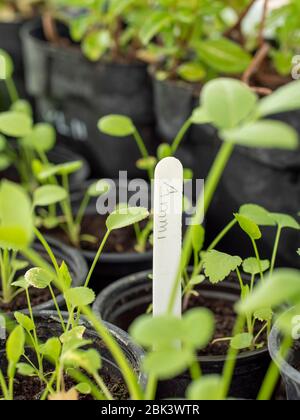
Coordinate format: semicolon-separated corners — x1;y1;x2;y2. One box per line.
269;307;300;384
93;270;269;363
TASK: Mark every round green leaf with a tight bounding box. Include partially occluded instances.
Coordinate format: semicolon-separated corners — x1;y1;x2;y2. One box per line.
64;287;95;307
136;156;157;171
14;311;34;332
38;161;83;180
0;49;14;79
98;115;135;137
157;143;172;160
230;333;253;350
6;326;25;365
33;185;67;207
183;308;215;349
203;250;242;284
87;180;111;197
187;375;223;400
222;121;299;150
17;363;36;377
11;100;32;117
243;258;270;276
129;315;184;348
22;123;56;152
0;111;32;138
201;78;258;129
271;213;300;230
239;204;275;227
142;348;194;380
177;62;206;82
106;207;149;231
25;268;53;289
235;214;262;240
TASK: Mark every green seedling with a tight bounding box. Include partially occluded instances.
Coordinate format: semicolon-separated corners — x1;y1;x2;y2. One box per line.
52;0;147;61
137;0;252;83
0;50;58;190
0;179;150;400
33;163;112;247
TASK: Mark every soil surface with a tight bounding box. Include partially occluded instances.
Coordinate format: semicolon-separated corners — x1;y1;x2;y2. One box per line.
12;370;128;401
44;214;150;254
0;287;57;313
0;318;130;400
290;340;300;372
187;293;266;356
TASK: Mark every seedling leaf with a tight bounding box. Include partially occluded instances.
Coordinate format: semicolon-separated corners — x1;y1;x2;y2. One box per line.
187;375;223;400
25;268;53;289
33;185;67;207
243;258;270;275
98;115;135;137
234;214;262;240
230;333;253;350
106;207;149;231
239;204;275;226
64;287;95;307
183;308;215;349
203;250;242;284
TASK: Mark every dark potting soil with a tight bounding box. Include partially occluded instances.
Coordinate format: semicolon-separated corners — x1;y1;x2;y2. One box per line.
44;214;150;254
290;339;300;372
11;370;128;400
186;293;267;357
0;287;58;313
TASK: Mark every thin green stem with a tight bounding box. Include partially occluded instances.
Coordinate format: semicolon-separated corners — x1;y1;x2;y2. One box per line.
0;369;9;400
171;118;192;154
5;78;19;104
25;288;43;374
145;375;157;400
48;284;66;332
133;129;153;179
94;373;113;400
75;193;91;228
84;230;110;289
270;226;281;276
258;335;292;400
221;315;245;399
251;239;264;282
34;228;60;276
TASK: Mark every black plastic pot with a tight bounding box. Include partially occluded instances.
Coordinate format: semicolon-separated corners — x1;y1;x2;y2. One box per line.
152;76;221;179
269;310;300;400
93;270;271;400
0;311;146;400
21;20;157;178
0;19;28;110
0;237;88;314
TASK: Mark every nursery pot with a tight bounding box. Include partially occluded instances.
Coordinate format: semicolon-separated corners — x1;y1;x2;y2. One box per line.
269;309;300;400
93;270;271;400
152;75;221;179
21;20;157;178
0;311;146;400
211;141;300;268
45;180;153;294
0;237;88;314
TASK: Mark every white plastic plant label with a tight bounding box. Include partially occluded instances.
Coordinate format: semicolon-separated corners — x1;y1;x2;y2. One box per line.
153;157;183;318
